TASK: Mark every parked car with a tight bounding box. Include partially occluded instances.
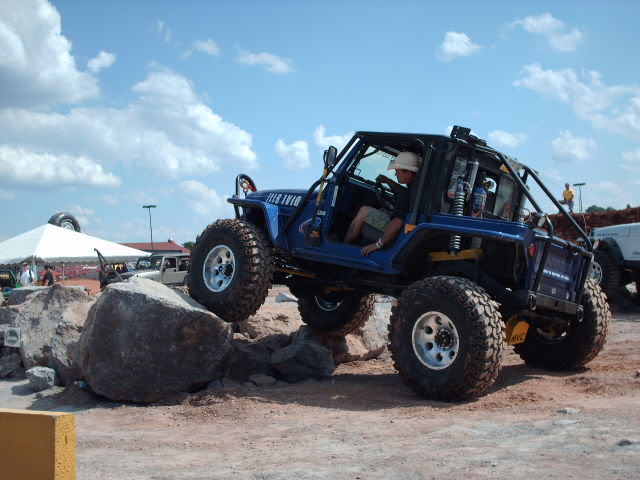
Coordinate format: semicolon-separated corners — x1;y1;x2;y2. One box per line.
121;253;190;286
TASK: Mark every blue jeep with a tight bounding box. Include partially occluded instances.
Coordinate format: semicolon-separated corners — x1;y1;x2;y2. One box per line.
189;126;610;401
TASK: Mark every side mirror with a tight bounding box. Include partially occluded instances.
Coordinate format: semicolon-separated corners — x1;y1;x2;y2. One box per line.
323;146;337;170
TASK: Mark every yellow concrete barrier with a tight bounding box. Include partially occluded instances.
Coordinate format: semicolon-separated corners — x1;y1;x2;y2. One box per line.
0;408;76;480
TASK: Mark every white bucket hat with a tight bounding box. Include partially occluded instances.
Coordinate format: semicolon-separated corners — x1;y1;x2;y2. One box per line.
388;152;420;172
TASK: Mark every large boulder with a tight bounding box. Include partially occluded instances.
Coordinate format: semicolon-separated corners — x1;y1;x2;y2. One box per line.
11;285;93;375
225;342;274;382
79;277;232;403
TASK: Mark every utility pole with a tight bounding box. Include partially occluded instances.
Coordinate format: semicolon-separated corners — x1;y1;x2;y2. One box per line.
573;183;586;213
142;205;157;251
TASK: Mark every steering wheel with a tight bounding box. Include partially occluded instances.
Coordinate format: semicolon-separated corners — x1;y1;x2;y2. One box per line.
375;179;395;211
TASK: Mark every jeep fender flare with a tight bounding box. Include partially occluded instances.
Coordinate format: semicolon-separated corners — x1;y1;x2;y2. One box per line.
228;198;280;242
595;238;623;263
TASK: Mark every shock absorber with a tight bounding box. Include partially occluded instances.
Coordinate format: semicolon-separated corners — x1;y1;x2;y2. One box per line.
448;177;467;254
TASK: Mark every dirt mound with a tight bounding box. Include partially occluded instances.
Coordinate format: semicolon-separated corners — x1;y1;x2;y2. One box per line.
541;207;640;241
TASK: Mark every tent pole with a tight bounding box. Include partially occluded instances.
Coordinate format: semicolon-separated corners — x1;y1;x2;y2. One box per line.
62;262;65;285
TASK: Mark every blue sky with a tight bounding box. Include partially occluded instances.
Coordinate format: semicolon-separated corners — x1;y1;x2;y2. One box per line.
1;0;639;244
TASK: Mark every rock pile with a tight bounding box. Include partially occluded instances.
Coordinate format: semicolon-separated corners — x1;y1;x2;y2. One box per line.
0;279;390;404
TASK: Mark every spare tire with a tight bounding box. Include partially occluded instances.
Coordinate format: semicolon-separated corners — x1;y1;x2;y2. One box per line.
48;212;81;232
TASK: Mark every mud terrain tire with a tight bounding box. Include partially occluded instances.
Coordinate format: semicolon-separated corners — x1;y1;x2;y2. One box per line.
296;292;375;337
48;212;81;232
388;276;503;401
591;249;621;301
189;219;274;322
514;279;609;370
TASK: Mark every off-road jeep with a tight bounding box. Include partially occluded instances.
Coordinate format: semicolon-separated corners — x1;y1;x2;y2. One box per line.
189;126;610;401
121;253;190;285
589;221;640;300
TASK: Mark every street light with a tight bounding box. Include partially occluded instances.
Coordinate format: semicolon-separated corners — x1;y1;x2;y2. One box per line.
572;182;586;213
142;205;157;251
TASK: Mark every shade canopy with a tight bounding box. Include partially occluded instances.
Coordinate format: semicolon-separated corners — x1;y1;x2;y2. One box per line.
0;224;150;265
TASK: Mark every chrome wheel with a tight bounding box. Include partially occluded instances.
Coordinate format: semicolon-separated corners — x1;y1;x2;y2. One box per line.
411;311;459;370
203;244;236;292
60;220;76;230
590;261;603;284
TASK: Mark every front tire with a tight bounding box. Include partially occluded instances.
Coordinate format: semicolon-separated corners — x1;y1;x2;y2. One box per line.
189;219;274;322
388;276;503;401
514;279;610;370
296;291;375;337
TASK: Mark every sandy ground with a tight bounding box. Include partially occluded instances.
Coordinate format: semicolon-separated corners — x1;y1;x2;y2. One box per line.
2;291;640;479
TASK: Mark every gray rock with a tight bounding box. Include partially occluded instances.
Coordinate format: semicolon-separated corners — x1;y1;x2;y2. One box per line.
11;284;93;371
26;366;57;391
275;292;297;303
271;340;335;382
0;363;22;379
206;379;223;390
78;277;232;403
48;317;88;386
226;342;273;382
236;306;303;340
558;407;580;415
0;352;22;367
7;286;48;306
0;305;18;326
289;301;390;364
248;374;277;386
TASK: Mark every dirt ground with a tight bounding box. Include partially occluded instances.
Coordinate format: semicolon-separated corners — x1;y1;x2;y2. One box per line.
2;290;640;479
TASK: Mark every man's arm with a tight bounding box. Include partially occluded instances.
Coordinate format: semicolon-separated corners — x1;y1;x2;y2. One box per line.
361;217;403;256
376;175;404;196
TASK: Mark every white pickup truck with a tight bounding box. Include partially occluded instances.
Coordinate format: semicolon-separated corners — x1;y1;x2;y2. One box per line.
589;222;640;300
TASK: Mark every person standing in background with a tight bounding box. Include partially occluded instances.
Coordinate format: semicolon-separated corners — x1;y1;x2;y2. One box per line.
42;265;55;286
18;262;35;286
561;183;575;212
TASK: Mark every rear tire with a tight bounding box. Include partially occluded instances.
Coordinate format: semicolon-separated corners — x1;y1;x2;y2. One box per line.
48;212;81;232
388;276;503;401
514;279;609;370
188;219;274;322
296;291;375;337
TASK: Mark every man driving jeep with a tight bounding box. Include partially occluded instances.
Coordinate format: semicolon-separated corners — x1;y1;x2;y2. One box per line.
344;151;419;256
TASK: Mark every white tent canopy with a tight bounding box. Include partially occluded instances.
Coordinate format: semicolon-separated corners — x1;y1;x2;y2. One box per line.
0;224;150;265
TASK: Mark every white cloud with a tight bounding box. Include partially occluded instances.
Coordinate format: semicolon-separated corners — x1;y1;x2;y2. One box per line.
155;19;172;43
0;145;120;187
622;148;640;174
510;13;584;52
88;51;116;73
178;180;226;216
488;130;527;148
0;188;15;200
275;139;310;169
514;63;640;138
0;0;98;108
551;130;596;162
235;50;294;74
0;69;258;182
182;39;221;59
436;32;481;62
313;125;353;150
193;39;219;56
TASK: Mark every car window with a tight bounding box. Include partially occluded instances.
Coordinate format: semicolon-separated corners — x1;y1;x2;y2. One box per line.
352;146;398;184
164;258;177;269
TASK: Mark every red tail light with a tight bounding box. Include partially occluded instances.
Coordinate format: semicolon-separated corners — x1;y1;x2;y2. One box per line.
528;243;536;257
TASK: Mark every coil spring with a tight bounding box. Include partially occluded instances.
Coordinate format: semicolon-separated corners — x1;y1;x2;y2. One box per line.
448;180;466;253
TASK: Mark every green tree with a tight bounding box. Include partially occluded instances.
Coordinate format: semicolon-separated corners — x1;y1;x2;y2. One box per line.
182;241;195;251
585;205;615;213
